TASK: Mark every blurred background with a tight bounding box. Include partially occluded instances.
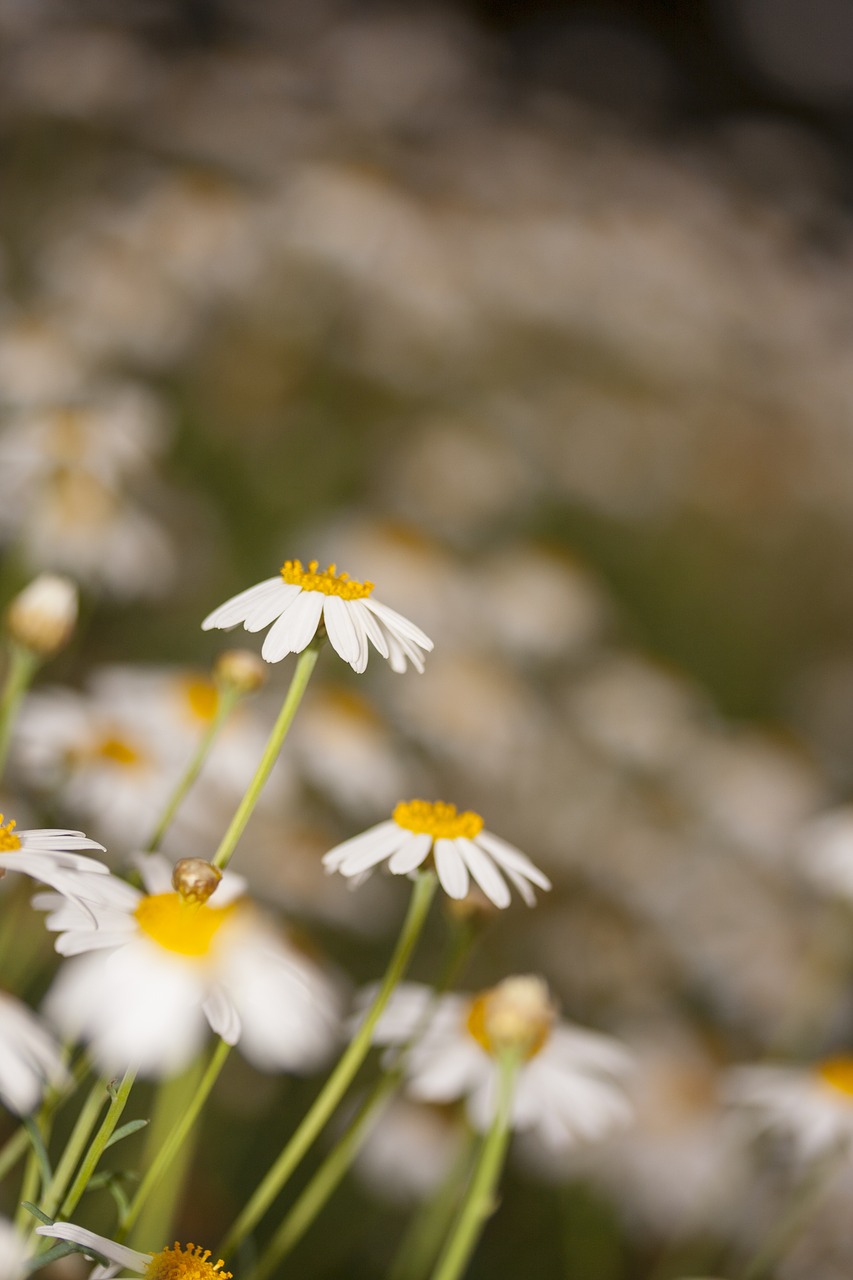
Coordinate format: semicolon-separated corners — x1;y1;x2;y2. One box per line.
4;1;853;1277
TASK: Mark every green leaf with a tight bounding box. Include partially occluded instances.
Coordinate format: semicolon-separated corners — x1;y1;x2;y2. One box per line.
22;1120;52;1189
104;1119;149;1150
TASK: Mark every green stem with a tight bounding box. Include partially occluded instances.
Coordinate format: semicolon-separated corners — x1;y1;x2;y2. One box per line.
0;644;39;783
38;1079;107;1221
218;871;438;1259
146;686;241;852
120;1039;230;1239
59;1068;136;1220
429;1053;518;1280
212;645;320;871
388;1128;479;1280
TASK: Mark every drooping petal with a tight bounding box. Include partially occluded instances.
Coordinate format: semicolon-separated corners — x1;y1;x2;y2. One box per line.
35;1223;150;1273
323;595;363;670
201;577;283;631
387;832;433;875
456;837;511;909
434;839;469;899
261;590;324;662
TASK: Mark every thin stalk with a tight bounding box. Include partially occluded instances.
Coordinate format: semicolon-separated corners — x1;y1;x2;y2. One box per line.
0;644;39;782
250;913;480;1276
429;1053;518;1280
218;871;438;1259
212;645;320;871
59;1068;136;1220
388;1128;479;1280
38;1079;107;1221
120;1039;230;1238
145;686;241;852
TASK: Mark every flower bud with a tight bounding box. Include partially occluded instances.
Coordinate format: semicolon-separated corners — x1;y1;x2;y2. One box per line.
172;858;222;905
466;975;556;1061
214;648;266;695
6;574;78;657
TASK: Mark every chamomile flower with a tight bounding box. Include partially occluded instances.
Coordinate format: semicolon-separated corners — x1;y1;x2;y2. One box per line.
0;814;107;896
724;1055;853;1162
322;799;551;908
37;854;341;1078
369;976;634;1147
36;1223;230;1280
0;991;68;1115
201;558;433;673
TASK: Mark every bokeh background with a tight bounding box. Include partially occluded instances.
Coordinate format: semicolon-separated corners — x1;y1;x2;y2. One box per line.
5;1;853;1277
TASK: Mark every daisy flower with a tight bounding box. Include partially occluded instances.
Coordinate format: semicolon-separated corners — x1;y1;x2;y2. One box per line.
0;813;107;897
368;976;634;1148
201;558;433;673
36;854;341;1078
322;799;552;908
0;991;68;1115
724;1055;853;1162
36;1223;230;1280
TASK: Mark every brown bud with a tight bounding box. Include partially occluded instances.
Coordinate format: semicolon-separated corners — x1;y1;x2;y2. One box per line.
172;857;222;905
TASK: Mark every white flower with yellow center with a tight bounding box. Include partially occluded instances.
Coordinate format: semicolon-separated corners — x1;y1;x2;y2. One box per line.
36;1223;230;1280
0;814;107;897
201;558;433;673
0;991;68;1115
724;1055;853;1162
322;800;551;908
36;854;341;1078
369;976;634;1147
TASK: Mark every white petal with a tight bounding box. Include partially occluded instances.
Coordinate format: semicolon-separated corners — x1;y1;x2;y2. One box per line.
35;1224;150;1273
456;837;511;909
363;599;434;650
348;599;389;659
334;826;409;877
323;596;363;670
387;832;433;875
474;832;552;891
434;839;469;899
261;591;324;662
202;985;242;1045
322;821;400;872
201;577;283;631
242;582;300;632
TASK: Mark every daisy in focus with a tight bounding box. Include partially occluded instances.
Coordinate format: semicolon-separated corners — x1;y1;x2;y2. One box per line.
369;976;633;1147
0;813;107;896
724;1055;853;1162
0;991;68;1115
36;1223;230;1280
201;558;433;673
36;854;341;1078
322;799;551;908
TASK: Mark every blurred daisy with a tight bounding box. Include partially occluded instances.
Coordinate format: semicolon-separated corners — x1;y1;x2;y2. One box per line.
322;799;551;908
0;814;107;896
724;1055;853;1162
0;991;68;1115
36;1223;229;1280
201;558;433;673
369;976;633;1147
37;854;341;1078
0;1217;30;1280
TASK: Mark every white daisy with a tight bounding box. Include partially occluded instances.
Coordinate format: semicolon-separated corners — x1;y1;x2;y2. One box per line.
0;991;68;1115
724;1055;853;1163
0;813;107;897
368;976;633;1148
201;558;433;673
322;799;551;909
36;1223;230;1280
36;854;341;1079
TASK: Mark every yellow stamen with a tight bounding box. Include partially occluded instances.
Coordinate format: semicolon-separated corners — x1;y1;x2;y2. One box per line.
134;893;236;957
0;816;21;853
279;559;374;600
393;799;484;841
95;735;144;767
181;676;219;724
466;976;555;1061
817;1055;853;1099
145;1242;232;1280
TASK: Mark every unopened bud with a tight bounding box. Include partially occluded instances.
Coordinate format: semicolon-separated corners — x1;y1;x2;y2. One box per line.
214;649;266;695
6;574;78;656
172;857;222;905
466;975;556;1061
444;886;500;925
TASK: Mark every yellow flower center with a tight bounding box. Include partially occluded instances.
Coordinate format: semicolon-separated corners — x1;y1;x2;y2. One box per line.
0;817;21;853
145;1243;232;1280
817;1055;853;1099
393;800;484;840
279;559;374;600
134;893;236;957
94;735;145;768
465;977;555;1061
181;677;219;724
